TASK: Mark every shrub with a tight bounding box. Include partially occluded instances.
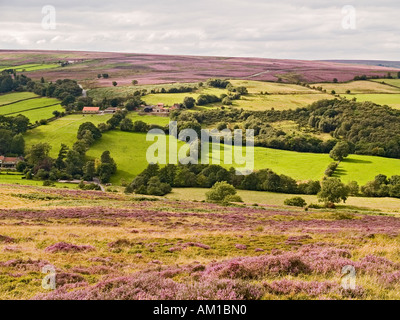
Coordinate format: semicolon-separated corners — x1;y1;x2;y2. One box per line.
224;194;243;203
206;181;238;202
284;197;307;207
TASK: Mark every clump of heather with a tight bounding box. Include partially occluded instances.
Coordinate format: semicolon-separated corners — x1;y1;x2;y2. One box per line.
0;235;15;243
1;258;49;272
204;253;311;279
264;279;340;297
357;255;399;275
33;272;264;300
264;279;365;299
3;245;21;252
184;242;211;250
380;271;400;286
45;242;95;253
107;239;134;248
235;244;247;250
56;273;86;287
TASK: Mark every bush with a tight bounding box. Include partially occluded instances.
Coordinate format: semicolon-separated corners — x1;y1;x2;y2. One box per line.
206;181;238;202
284;197;307;207
224;194;243;203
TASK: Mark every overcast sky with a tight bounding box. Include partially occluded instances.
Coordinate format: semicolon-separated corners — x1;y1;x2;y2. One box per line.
0;0;399;60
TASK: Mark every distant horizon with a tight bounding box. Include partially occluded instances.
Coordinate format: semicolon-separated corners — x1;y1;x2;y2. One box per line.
1;48;400;66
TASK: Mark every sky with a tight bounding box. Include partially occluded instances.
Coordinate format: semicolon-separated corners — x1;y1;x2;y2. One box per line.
0;0;399;60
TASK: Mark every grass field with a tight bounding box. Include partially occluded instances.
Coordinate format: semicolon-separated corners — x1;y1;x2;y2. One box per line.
313;80;400;94
371;79;400;88
90;81;332;111
166;188;400;213
231;92;333;110
24;114;114;158
0;63;60;72
0;92;38;106
230;80;317;94
86;131;186;184
334;155;400;185
126;113;170;126
24;113;171;158
341;93;400;109
88;82;200;100
0;96;62;122
84;128;400;185
0;173;75;189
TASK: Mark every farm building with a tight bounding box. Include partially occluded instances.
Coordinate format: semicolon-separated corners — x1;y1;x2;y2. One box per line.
103;107;118;114
144;106;154;113
0;156;23;170
82;107;100;114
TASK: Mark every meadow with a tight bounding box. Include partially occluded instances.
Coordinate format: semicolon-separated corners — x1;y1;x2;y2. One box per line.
1;183;400;300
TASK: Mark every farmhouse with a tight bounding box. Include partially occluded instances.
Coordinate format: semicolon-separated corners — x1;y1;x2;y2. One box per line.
0;156;23;170
82;107;100;114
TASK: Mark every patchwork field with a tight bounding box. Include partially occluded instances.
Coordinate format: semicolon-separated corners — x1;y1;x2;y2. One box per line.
1;184;400;300
1;50;397;87
90;81;332;111
0;63;60;72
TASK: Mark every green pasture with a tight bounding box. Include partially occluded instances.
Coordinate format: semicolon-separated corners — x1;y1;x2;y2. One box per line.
0;63;60;72
313;80;400;94
341;93;400;109
0;97;60;116
0;92;38;106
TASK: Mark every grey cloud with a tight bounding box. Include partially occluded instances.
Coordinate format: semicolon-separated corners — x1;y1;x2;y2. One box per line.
0;0;399;60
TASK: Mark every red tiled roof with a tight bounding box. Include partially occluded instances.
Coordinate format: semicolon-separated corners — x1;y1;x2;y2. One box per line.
83;107;100;111
0;156;22;163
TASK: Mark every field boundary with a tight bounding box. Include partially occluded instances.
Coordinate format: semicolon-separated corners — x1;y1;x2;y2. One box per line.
3;103;61;116
0;96;40;107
